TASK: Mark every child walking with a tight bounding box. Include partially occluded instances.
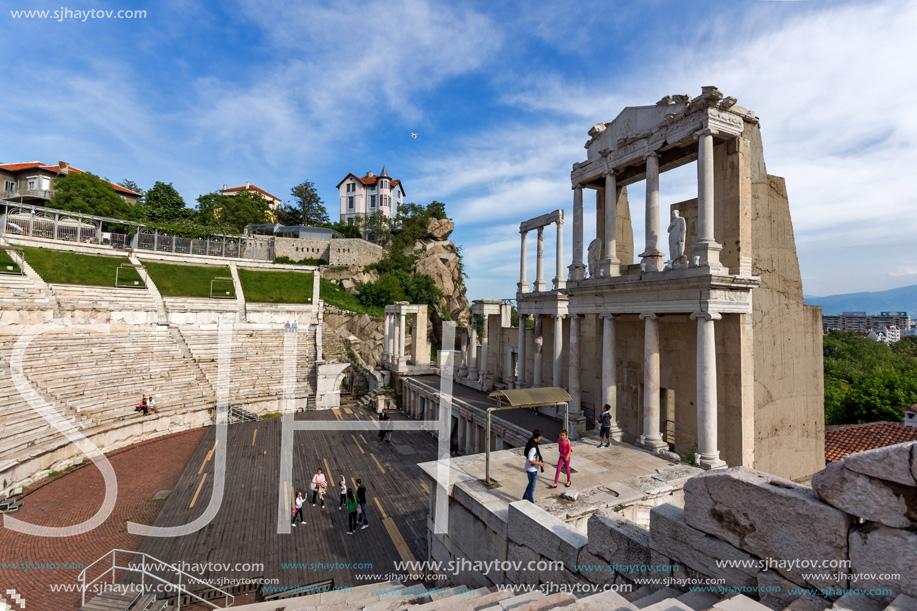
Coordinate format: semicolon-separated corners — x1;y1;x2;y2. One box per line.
345;488;359;534
549;430;573;489
291;491;305;526
595;404;612;447
337;476;346;510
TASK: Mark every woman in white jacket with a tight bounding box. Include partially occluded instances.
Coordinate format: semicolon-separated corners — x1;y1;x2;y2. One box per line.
311;468;328;508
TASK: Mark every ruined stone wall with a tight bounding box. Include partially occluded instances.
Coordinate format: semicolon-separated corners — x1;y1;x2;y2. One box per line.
328;238;385;267
423;445;917;608
273;237;330;262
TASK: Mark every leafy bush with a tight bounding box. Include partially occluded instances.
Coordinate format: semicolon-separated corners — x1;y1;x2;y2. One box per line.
358;270;441;309
274;256;327;266
823;331;917;424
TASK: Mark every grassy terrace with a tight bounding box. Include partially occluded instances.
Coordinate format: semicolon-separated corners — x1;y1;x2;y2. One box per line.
319;277;383;317
237;268;314;304
22;247;143;286
143;261;234;298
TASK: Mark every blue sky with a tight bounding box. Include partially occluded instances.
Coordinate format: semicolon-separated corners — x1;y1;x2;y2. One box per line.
2;0;915;300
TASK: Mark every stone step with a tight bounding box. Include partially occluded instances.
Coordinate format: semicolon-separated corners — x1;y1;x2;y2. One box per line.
676;591;722;611
641;599;695;611
576;588;638;611
713;595;772;611
625;586;657;603
634;588;683;609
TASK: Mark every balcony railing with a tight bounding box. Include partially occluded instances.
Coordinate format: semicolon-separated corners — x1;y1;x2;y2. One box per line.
2;187;53;200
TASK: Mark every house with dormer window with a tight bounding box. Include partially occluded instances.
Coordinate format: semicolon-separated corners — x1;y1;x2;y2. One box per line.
336;166;404;224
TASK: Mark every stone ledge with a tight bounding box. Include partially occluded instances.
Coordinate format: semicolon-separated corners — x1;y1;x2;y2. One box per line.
507;500;588;568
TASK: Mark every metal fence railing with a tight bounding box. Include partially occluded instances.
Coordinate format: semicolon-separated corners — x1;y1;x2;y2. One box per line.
1;200;274;261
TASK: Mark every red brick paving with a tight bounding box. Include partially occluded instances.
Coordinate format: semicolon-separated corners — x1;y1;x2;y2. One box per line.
0;428;206;611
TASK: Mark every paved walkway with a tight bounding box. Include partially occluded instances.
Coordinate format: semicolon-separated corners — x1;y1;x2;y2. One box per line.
130;403;438;598
0;428;207;611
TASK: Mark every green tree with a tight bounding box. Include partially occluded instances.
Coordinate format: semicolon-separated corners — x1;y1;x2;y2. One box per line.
289;180;329;225
50;172;140;220
362;210;391;244
196;190;269;233
143;182;186;223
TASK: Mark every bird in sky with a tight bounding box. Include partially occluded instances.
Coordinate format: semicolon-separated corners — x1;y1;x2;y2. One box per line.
410;132;418;139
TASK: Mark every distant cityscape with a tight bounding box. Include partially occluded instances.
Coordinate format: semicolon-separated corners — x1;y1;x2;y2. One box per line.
822;311;914;343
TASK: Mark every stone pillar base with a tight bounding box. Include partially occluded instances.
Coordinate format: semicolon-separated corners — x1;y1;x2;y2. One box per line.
599;258;621;277
553;276;566;290
696;454;728;470
570;415;587;440
533;280;547;292
691;240;723;269
640;252;665;272
637;435;669;451
517;282;529;294
609;425;624;442
568;263;586;281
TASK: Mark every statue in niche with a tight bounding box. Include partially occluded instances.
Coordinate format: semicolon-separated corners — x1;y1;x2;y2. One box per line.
667;210;687;270
587;238;602;278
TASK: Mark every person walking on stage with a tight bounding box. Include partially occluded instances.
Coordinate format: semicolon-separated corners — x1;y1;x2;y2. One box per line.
522;429;545;503
345;488;359;535
549;430;573;489
291;491;305;527
311;467;327;508
356;479;369;529
596;404;612;447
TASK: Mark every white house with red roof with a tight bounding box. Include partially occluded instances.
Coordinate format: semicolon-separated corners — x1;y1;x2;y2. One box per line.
0;161;142;205
219;182;283;215
336;166;403;224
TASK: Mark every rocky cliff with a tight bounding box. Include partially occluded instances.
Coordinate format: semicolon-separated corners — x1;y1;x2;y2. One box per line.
411;218;470;326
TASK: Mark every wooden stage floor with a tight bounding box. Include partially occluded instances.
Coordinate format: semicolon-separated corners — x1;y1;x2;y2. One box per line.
129;405;437;596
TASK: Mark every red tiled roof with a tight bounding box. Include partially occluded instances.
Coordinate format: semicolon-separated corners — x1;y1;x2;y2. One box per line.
336;173;404;195
0;161;141;196
220;184;281;202
825;421;917;462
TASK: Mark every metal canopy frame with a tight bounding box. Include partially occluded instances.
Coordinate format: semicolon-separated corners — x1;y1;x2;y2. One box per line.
483;387;572;486
115;263;146;288
0;246;24;275
210;276;235;299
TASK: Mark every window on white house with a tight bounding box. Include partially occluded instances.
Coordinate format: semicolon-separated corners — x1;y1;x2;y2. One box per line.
40;176;51;191
370;195;376;208
26;176;37;191
2;180;14;195
348;196;354;209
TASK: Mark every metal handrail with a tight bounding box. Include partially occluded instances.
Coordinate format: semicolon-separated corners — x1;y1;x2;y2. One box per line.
77;548;234;609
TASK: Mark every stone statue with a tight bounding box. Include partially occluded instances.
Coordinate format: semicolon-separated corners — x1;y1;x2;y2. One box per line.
667;210;687;270
587;238;601;278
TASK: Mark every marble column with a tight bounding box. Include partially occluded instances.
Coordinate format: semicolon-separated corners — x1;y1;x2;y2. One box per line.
693;129;722;268
465;418;473;455
382;314;390;359
600;171;620;276
568;314;582;435
506;348;516;387
469;318;478;378
457;415;466;453
398;312;406;360
516;315;527;388
518;230;529;293
569;185;586;281
459;333;469;376
601;314;623;440
692;311;727;469
553;314;565;388
534;227;547;292
532;315;544;387
554;217;566;290
480;314;489;376
639;313;667;450
641;153;664;272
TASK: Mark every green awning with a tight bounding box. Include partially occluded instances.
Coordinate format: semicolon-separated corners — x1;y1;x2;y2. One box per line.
487;387;572;408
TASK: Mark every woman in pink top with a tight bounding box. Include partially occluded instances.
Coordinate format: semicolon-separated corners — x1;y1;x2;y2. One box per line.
550;430;573;489
311;468;327;508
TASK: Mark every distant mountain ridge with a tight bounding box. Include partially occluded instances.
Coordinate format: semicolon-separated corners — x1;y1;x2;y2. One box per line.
804;284;917;316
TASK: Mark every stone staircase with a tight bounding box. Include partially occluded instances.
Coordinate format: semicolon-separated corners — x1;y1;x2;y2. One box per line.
180;326;317;409
0;273;52;308
224;580;917;611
